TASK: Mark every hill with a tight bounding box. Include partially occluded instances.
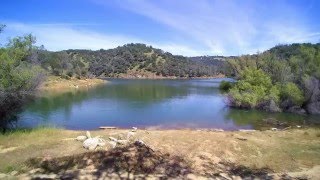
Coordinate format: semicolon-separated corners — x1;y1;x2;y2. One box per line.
39;44;225;79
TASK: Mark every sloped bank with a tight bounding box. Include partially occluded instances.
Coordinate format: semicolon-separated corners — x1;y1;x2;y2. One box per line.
0;128;319;179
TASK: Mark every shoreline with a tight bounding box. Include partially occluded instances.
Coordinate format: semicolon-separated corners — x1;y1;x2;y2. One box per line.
1;128;319;179
101;73;226;80
37;76;107;92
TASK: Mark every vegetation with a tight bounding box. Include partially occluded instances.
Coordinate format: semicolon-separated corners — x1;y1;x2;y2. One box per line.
219;80;234;92
0;25;44;128
20;44;227;80
225;43;320;114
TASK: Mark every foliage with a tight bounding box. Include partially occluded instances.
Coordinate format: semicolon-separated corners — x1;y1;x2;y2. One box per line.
0;26;44;126
219;80;234;92
19;43;228;80
226;43;320;114
280;82;304;107
228;68;277;108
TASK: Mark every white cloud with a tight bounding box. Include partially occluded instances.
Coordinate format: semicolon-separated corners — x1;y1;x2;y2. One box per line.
103;0;320;55
2;1;319;56
1;22;203;56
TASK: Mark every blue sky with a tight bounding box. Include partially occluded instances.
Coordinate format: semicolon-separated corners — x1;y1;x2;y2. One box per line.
1;0;320;56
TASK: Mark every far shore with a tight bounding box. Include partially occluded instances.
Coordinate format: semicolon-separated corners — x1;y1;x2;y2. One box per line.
37;76;107;92
0;127;319;179
38;74;227;92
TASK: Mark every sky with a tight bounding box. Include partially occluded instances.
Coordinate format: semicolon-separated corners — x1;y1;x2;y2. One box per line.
1;0;320;56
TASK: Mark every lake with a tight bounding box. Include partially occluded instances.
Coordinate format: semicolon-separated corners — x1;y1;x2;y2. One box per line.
15;78;320;130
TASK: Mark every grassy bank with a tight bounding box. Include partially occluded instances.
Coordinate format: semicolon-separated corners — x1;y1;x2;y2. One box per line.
38;76;106;92
0;128;319;179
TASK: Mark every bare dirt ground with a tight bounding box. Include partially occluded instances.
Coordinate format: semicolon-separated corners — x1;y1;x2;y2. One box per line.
38;76;106;92
0;128;319;179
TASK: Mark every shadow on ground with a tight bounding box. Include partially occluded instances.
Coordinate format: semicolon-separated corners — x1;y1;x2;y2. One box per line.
27;143;192;179
26;143;273;179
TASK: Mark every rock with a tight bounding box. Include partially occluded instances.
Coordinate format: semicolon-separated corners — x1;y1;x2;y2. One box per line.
132;127;138;132
117;140;128;145
232;175;242;180
109;137;118;142
266;100;282;112
97;139;106;146
306;102;320;115
76;136;87;141
211;128;224;132
83;138;99;150
271;128;278;131
86;131;91;138
109;141;117;148
239;129;256;132
219;173;232;180
32;174;58;179
0;174;7;179
28;168;42;174
296;125;301;128
134;140;146;146
287;106;306;114
127;132;135;140
10;171;18;176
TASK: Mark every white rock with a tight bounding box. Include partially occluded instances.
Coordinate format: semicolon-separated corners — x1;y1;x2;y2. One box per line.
76;136;87;141
10;170;18;176
109;137;118;142
271;128;278;131
97;138;106;146
109;141;117;148
0;174;7;179
132;127;138;132
86;131;91;138
219;173;232;180
117;140;128;145
98;142;106;146
127;132;135;140
239;129;256;132
83;138;99;150
297;125;301;128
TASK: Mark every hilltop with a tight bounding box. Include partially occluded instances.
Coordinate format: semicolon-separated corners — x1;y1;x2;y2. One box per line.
38;44;227;79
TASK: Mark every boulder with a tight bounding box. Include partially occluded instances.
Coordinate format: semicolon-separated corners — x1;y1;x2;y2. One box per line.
86;131;91;138
127;132;135;140
109;137;118;142
109;141;117;148
306;102;320;115
117;140;128;145
83;138;99;150
287;106;306;114
76;136;87;141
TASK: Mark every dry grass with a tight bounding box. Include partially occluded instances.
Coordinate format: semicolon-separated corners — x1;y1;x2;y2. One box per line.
0;128;319;177
38;76;106;92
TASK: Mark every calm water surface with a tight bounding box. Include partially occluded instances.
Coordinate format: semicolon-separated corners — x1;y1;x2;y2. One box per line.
16;79;320;130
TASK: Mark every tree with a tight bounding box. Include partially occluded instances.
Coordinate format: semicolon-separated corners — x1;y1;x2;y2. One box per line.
0;29;44;127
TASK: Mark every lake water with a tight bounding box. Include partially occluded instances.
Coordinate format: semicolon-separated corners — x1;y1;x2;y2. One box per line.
16;78;320;130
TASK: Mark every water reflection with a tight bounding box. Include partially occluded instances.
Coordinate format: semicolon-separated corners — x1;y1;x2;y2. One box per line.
16;79;320;130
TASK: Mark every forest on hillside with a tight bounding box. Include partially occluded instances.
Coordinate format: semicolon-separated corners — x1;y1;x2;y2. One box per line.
41;44;226;79
223;43;320;115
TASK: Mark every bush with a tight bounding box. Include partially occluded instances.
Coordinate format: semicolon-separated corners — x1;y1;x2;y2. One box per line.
280;82;304;106
228;68;279;108
219;80;233;92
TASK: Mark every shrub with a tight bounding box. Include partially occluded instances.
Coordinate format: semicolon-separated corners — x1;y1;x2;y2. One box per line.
228;68;280;108
280;82;304;106
219;80;233;92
